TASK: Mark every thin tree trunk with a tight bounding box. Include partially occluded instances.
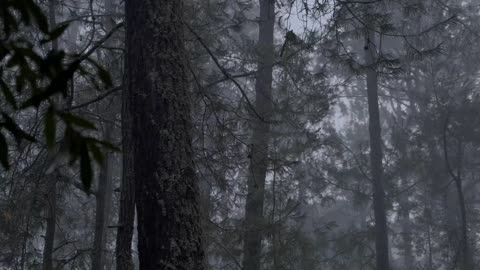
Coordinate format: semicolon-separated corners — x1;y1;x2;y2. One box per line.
442;124;472;270
400;193;413;270
92;125;114;270
115;1;134;266
114;135;134;270
401;65;414;270
92;1;117;269
454;177;471;270
454;144;471;270
43;1;58;269
125;0;205;269
242;1;275;270
427;214;433;270
43;180;57;270
364;29;390;270
115;41;135;270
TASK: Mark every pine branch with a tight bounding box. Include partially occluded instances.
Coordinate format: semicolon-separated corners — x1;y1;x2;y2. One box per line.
184;22;268;123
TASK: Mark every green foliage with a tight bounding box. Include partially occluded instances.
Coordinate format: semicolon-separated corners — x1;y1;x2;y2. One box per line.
0;0;114;191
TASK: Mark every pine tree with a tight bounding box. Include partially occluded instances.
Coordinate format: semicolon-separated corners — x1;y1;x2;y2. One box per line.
124;0;205;268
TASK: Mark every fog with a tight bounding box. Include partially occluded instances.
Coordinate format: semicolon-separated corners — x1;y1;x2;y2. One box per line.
1;0;479;270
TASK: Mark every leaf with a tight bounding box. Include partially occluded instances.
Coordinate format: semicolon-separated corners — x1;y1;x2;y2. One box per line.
15;1;32;27
285;30;298;43
80;140;93;191
0;132;9;170
39;50;65;76
60;113;96;130
22;60;79;109
87;138;119;151
1;113;36;143
88;59;113;88
0;79;17;109
41;23;70;45
25;0;49;32
1;8;17;36
64;127;80;165
97;65;113;88
44;107;56;148
88;142;104;164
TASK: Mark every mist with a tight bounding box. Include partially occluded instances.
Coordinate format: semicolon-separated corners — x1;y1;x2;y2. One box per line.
1;0;479;270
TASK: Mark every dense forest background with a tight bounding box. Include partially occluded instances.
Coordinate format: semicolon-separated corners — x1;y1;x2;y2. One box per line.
1;0;480;269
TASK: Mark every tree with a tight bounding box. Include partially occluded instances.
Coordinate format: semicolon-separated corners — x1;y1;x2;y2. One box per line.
124;0;205;269
242;0;275;269
364;28;390;270
42;1;59;269
92;1;118;269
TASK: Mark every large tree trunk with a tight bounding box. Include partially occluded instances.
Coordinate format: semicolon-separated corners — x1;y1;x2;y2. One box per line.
242;1;275;270
42;1;58;269
125;0;205;269
364;30;390;270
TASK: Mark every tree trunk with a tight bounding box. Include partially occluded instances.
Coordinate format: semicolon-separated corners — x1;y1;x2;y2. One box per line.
454;176;471;270
114;120;134;270
43;180;57;270
442;129;472;270
242;1;275;270
400;194;413;270
454;146;472;270
125;0;205;269
43;1;58;269
92;1;117;269
364;30;390;270
92;126;114;270
115;13;135;270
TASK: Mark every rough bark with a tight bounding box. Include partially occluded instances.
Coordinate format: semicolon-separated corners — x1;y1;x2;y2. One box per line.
125;0;205;269
364;30;390;270
242;1;275;270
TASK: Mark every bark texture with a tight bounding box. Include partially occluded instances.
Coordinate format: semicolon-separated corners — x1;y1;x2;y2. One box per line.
242;1;275;270
365;30;390;270
125;0;205;269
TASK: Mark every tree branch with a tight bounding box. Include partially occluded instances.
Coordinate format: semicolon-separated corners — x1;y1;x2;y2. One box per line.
63;85;122;111
183;22;268;122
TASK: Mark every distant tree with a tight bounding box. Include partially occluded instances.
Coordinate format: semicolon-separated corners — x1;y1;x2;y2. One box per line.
242;0;275;269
